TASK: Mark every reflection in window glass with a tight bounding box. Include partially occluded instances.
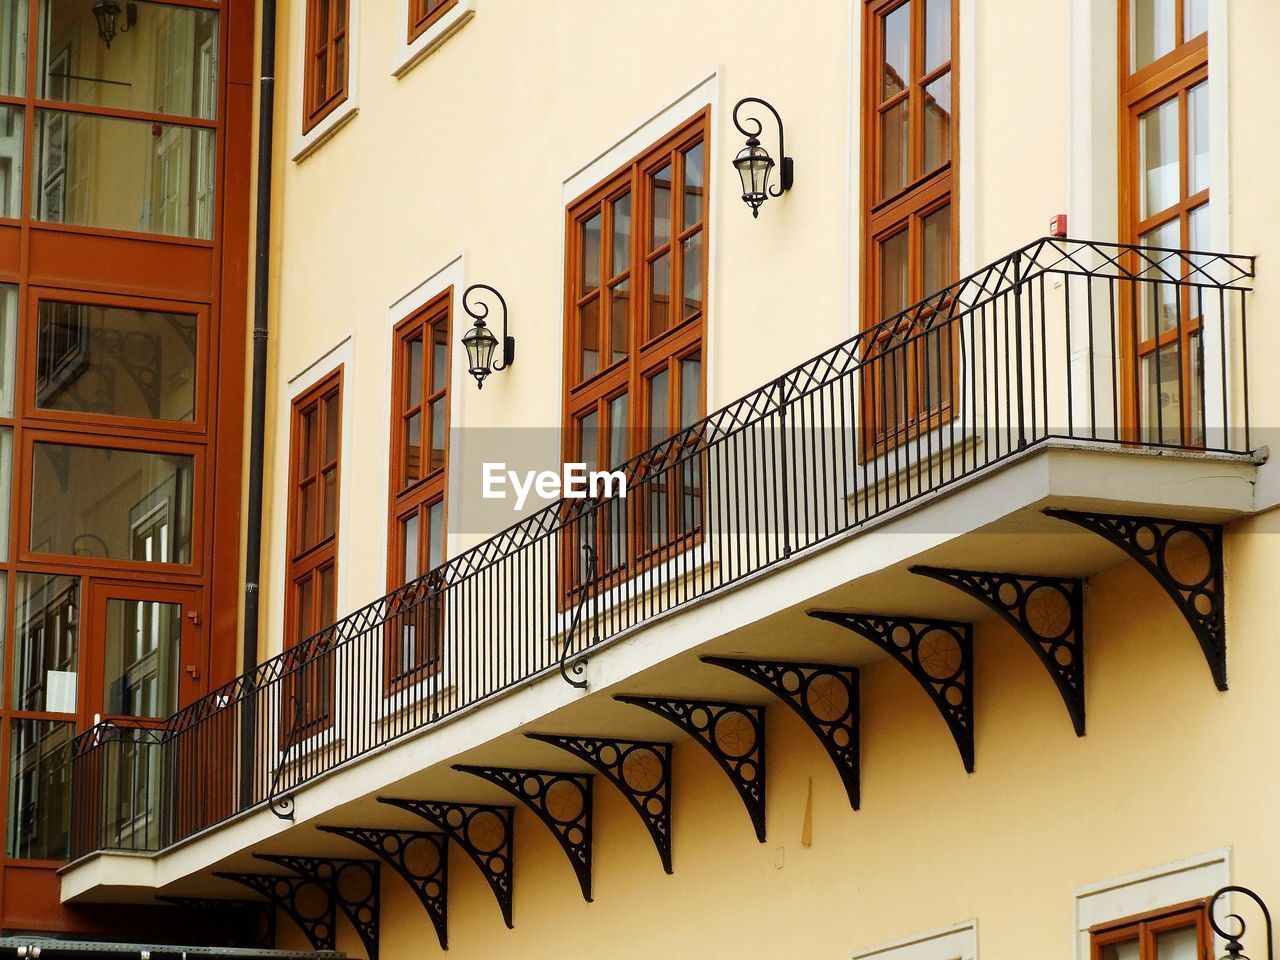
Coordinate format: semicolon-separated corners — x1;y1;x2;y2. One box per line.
1138;98;1179;220
0;0;26;96
104;599;182;718
0;283;15;416
31;443;194;563
39;0;219;119
0;104;21;218
1188;81;1209;197
13;574;80;713
0;427;11;562
923;73;952;175
36;300;198;421
8;721;73;861
35;110;216;239
1130;0;1176;72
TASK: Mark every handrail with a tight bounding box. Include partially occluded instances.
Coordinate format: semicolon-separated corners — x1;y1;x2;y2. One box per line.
68;237;1256;859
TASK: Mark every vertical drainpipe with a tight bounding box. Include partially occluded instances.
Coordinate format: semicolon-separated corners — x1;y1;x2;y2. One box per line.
241;0;278;807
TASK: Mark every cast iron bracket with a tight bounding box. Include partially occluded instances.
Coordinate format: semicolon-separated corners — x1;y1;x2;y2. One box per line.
807;612;974;772
455;765;594;902
912;566;1086;736
1045;509;1226;690
527;734;673;874
379;798;514;929
256;855;380;960
317;826;448;951
213;872;336;952
615;695;767;843
702;657;861;808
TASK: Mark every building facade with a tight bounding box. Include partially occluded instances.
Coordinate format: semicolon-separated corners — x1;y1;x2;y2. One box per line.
0;0;254;937
31;0;1280;958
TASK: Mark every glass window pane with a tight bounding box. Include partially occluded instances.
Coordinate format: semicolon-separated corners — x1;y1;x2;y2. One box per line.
882;2;910;99
13;575;80;713
35;300;198;421
319;563;336;625
578;410;598;475
104;599;182;718
0;427;11;562
880;97;910;199
0;0;26;96
295;574;314;642
35;109;217;239
429;398;445;472
923;72;952;175
648;369;670;447
680;355;701;429
0;104;22;218
581;212;601;291
404;411;421;485
0;283;15;416
611;193;631;278
651;163;672;249
681;230;703;321
31;443;194;563
430;322;447;393
924;0;951;73
1100;938;1140;960
923;204;953;295
880;229;910;320
578;297;599;381
324;393;340;462
1155;926;1199;960
648;252;670;340
8;720;73;861
607;393;628;468
1131;0;1176;71
609;279;629;366
401;512;419;582
1184;0;1207;41
682;142;704;230
427;500;444;570
1139;97;1179;220
407;335;423;407
40;0;219;119
1140;218;1180;338
1188;80;1209;196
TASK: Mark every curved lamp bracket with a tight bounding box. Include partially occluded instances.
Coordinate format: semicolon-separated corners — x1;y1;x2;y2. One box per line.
463;283;516;370
732;96;794;196
1211;885;1274;960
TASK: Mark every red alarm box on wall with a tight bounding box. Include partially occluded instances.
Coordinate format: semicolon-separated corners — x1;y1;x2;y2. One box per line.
1049;214;1068;239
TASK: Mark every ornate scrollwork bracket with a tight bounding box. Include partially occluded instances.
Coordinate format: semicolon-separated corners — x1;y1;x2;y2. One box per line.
807;612;974;773
317;826;449;951
1045;509;1227;690
256;855;380;960
560;544;597;689
528;734;673;874
702;657;861;808
912;566;1086;736
456;765;594;902
615;695;767;843
213;871;336;952
379;797;515;929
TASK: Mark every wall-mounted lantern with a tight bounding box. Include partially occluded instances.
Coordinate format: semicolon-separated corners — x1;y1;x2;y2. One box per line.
461;283;515;389
92;0;138;48
731;97;794;219
1211;886;1274;960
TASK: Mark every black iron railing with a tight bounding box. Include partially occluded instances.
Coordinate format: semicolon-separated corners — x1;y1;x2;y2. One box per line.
68;238;1256;860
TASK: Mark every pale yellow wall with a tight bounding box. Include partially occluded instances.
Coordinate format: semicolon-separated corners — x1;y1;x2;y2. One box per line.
354;516;1276;959
254;1;1280;954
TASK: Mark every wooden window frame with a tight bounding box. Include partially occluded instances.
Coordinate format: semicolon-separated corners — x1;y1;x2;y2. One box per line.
303;0;351;133
562;110;709;595
1117;2;1209;446
860;0;960;458
408;0;458;42
284;367;343;650
385;291;452;687
1089;899;1212;959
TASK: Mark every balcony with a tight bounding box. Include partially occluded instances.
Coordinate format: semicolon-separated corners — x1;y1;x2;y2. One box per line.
61;239;1259;929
